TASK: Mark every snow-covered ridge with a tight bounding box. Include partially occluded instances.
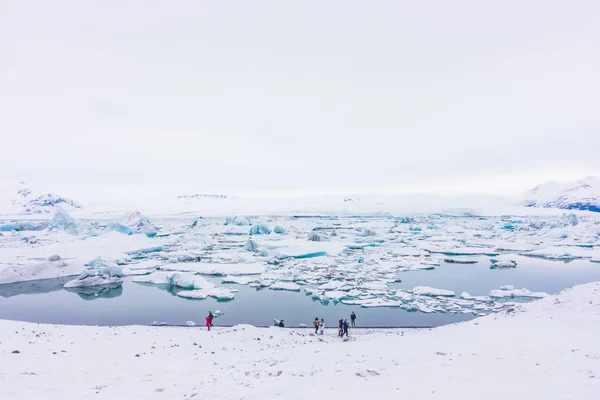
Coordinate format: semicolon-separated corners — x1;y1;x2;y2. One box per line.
1;282;599;399
176;194;228;200
523;177;600;212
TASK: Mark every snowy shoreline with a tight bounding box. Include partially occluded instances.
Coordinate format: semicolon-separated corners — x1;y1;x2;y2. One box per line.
2;281;599;400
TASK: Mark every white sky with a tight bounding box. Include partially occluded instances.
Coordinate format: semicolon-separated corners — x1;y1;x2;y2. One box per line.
1;0;599;197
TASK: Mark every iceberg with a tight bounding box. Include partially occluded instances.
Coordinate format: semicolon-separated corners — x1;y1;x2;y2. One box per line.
249;224;271;235
489;287;549;299
63;270;123;288
49;207;77;231
412;286;455;297
490;260;517;269
307;232;324;242
221;275;258;285
122;211;158;237
132;271;215;290
177;287;236;301
460;292;493;302
0;221;47;232
105;223;133;235
159;262;265;276
443;257;478;264
273;225;287;234
244;239;259;253
270;282;302;291
225;216;251;226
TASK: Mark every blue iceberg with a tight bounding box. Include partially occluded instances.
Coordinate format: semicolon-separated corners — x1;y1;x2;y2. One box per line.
273;225;287;234
249;224;271;235
225;216;251;226
49;208;77;231
105;223;133;235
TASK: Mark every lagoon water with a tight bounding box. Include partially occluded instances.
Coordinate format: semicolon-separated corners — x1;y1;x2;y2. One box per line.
2;255;599;327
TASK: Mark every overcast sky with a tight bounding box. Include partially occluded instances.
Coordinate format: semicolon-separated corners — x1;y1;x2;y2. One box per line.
1;0;599;196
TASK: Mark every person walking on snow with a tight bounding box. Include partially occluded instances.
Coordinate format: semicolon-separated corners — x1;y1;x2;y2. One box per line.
342;319;349;337
338;319;343;337
208;311;214;327
319;319;325;335
278;320;285;328
350;311;356;328
313;317;320;334
206;314;211;331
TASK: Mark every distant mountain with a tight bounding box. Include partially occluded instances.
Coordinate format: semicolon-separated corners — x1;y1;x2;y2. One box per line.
523;177;600;212
176;194;228;200
0;183;81;215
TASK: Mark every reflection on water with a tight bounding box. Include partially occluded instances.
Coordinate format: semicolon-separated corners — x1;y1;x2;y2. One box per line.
65;283;123;301
0;276;71;298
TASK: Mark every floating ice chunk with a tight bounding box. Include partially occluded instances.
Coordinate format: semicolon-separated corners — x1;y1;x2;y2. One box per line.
308;232;324;242
186;321;196;326
490;260;517;269
249;280;273;288
460;292;493;302
63;271;122;288
249;224;271;235
442;247;498;256
0;221;47;231
225;216;251;226
273;225;287;234
244;239;259;253
416;303;435;313
270;282;301;291
500;285;514;290
358;281;389;291
122;211;158;237
412;286;455;297
591;259;600;263
523;247;589;261
177;287;236;300
170;273;215;290
443;257;478;264
159;262;265;276
489;287;549;299
49;207;77;231
48;254;61;262
318;281;347;291
356;228;376;237
105;223;133;235
221;275;258;285
323;290;350;300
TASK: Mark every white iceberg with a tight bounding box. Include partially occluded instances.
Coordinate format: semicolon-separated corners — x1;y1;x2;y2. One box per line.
490;287;549;299
64;270;123;288
270;282;302;291
159;262;265;276
177;287;236;300
412;286;455;297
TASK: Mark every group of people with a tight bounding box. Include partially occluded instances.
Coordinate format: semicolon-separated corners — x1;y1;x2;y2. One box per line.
313;311;357;337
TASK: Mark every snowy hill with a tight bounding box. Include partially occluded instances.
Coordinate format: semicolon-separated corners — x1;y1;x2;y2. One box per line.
522;177;600;212
0;183;81;216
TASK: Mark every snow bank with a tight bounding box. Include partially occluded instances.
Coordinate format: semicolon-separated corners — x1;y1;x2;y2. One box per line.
1;282;600;399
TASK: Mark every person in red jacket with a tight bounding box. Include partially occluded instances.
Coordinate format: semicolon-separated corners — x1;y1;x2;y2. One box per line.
206;315;211;331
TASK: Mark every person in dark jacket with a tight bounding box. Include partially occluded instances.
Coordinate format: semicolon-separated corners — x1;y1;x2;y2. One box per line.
338;319;344;337
208;311;214;326
278;320;285;328
350;311;356;328
313;317;320;334
342;319;349;337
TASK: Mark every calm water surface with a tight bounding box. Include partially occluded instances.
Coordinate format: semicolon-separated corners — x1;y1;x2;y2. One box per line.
1;255;599;327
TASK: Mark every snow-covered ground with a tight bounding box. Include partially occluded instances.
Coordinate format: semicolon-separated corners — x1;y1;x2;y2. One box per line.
1;282;599;400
